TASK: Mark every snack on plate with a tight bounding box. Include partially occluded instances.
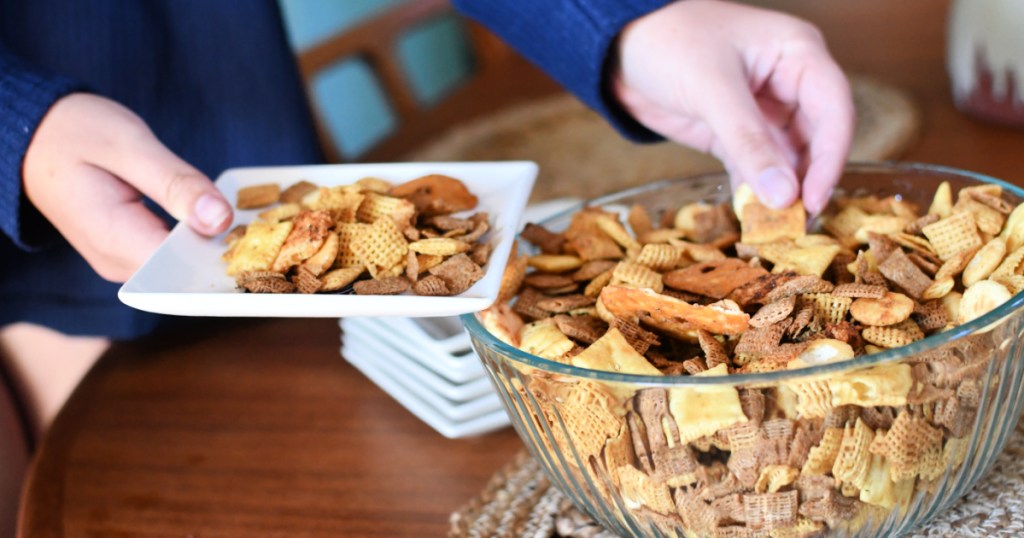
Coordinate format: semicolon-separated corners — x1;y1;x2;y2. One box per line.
479;181;1023;536
222;175;491;295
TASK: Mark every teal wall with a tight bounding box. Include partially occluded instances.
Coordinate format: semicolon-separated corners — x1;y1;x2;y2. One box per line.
278;0;474;159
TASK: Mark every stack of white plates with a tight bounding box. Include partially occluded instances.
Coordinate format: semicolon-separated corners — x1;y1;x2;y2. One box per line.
340;315;510;438
339;199;580;438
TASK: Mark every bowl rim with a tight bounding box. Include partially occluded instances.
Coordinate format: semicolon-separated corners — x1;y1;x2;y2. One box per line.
461;161;1024;386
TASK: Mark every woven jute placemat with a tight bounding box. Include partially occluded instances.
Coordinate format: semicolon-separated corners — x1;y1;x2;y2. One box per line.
410;74;918;202
450;420;1024;537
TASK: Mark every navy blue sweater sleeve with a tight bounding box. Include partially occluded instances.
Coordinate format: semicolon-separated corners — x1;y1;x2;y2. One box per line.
0;42;83;250
454;0;672;142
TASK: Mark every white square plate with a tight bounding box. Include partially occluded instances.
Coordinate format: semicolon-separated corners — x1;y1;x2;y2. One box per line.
118;161;537;317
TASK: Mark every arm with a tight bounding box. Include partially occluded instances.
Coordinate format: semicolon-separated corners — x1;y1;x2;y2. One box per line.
455;0;854;214
0;43;233;282
453;0;672;142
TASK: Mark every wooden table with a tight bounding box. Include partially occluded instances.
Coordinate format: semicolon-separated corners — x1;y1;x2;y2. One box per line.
18;1;1024;536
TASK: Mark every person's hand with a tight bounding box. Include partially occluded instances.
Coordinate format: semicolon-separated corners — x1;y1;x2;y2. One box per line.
22;93;233;282
612;0;854;214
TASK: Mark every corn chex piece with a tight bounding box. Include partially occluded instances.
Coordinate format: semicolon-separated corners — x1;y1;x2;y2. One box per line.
351;217;408;278
862;319;924;348
527;254;583;273
803;293;852;324
309;186;364;223
772;245;841;277
616;464;676;515
357;192;417;229
611;261;663;293
634;243;681;272
922;211;983;261
959;279;1012;324
236;183;280;209
954;197;1005;235
849;291;914;326
518;320;576;362
832;419;874;490
963;237;1007;287
335;223;369;269
802;427;844;475
408;237;470;256
225;220;293;276
668;364;747;444
319;266;364;292
559;381;622;461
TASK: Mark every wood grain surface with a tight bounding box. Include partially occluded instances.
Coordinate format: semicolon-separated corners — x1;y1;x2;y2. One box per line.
18;0;1024;537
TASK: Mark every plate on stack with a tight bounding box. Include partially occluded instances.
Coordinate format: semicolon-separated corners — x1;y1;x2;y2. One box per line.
340;199;580;438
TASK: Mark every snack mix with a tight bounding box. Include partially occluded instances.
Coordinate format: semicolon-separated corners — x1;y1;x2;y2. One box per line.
222;174;491;296
480;181;1024;536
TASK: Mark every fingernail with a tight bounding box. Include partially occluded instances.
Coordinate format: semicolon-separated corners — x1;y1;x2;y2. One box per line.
194;193;230;230
753;167;799;209
805;187;834;216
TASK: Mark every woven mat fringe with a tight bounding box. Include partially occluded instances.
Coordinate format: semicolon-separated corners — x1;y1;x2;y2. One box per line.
450;420;1024;538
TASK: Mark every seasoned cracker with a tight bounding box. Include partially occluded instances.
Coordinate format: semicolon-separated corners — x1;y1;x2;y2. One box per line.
271;209;333;273
389;174;478;216
226;220;293;276
664;258;768;299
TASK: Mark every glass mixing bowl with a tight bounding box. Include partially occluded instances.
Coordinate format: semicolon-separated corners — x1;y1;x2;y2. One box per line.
462;162;1024;537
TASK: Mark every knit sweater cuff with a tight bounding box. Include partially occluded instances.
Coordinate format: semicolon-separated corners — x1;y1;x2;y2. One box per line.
455;0;672;143
0;46;84;250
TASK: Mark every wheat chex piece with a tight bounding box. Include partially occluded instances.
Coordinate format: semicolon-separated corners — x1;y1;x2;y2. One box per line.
764;274;834;303
922;210;984;261
877;248;933;300
849;291;914;326
552;314;607;345
695;329;730;369
907;251;941;277
962;237;1007;286
537;293;595;314
905;213;941;235
412;274;450;296
468;242;492;267
519;223;566;254
424;214;474;233
428;253;484;295
279;180;317;204
959;279;1012;324
523;272;575;290
353;275;409;295
571;260;616;282
236;183;280;209
634;243;681;272
319;266;364;292
258;202;302;223
407;237;470;257
236;270;291;293
749;295;798;329
611;317;660;355
612;261;664;292
601;285;749;336
693;202;739;243
734;320;789;359
831;283;886;299
664;258;769;299
728;272;801;306
741;490;798;530
914;299;952;332
513;287;553;321
226;220;294;276
293;266;323;294
351;217;408;278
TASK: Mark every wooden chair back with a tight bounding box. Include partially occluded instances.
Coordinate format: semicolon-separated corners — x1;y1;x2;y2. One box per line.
295;0;560;163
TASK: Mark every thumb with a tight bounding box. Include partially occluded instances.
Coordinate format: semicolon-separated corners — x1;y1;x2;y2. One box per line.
701;69;799;210
96;127;233;236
